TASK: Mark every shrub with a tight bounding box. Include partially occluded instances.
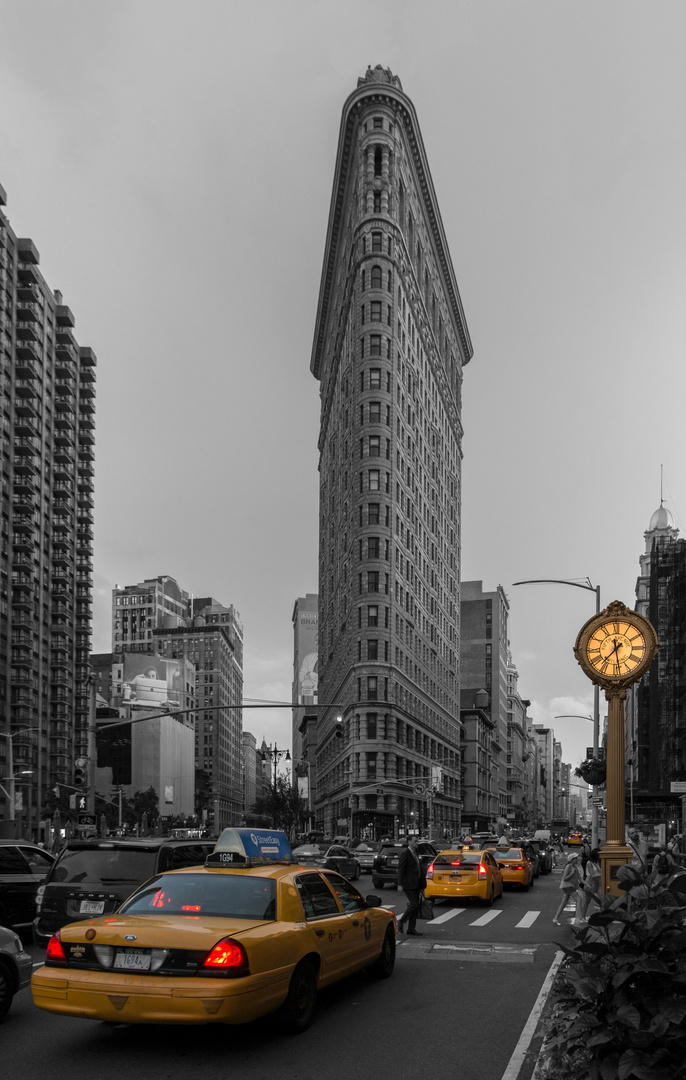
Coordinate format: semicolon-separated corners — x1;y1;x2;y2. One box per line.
536;863;686;1079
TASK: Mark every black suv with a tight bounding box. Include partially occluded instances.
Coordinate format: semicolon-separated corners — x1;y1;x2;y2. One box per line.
371;840;437;890
33;837;214;946
0;840;55;931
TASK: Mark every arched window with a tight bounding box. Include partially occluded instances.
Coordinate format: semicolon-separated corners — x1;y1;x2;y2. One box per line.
371;265;382;289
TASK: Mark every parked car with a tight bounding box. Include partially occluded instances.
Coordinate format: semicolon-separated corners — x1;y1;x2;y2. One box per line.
352;841;381;872
371;840;437;890
0;924;32;1020
0;840;56;931
292;844;361;881
33;837;215;946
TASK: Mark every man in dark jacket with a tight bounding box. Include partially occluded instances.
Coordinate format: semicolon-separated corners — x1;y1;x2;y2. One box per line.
397;837;426;936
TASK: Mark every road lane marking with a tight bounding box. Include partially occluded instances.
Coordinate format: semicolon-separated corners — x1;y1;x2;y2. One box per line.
430;906;467;924
516;911;539;928
469;909;502;927
500;950;565;1079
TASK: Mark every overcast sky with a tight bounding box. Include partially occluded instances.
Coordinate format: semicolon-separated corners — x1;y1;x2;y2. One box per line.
1;1;684;772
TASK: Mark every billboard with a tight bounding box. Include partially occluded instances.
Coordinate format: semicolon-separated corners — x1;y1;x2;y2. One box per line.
296;611;318;703
121;654;183;711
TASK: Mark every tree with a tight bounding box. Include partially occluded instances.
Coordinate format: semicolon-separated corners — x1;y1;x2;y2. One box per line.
250;777;308;840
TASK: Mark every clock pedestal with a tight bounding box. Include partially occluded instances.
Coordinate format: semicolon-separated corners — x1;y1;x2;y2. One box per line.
600;688;633;896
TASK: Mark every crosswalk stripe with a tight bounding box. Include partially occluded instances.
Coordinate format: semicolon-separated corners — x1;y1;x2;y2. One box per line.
515;911;539;928
431;906;467;924
469;909;502;927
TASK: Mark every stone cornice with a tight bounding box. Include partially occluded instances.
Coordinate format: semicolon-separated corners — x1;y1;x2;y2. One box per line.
311;74;473;381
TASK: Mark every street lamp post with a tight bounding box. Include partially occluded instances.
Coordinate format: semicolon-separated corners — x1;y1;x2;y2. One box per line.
513;578;601;849
261;745;291;787
0;727;38;822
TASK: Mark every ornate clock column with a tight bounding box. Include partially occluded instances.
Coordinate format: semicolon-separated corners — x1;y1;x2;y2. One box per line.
574;600;658;896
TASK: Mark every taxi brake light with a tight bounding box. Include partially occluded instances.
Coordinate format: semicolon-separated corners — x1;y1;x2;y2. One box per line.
202;937;249;977
426;862;434;879
46;932;68;965
478;863;487;878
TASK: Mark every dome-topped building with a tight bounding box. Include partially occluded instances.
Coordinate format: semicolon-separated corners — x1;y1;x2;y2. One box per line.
636;499;679;616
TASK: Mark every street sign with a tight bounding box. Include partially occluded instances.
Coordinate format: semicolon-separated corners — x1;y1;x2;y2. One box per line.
78;812;97;827
670;781;686;793
413;784;425;795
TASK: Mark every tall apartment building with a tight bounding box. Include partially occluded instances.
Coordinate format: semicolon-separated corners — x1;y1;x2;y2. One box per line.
310;67;473;839
460;581;510;831
107;577;244;831
155;597;244;832
0;182;96;838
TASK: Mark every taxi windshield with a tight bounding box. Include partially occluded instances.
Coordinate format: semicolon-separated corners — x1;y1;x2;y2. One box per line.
119;873;277;920
434;853;482;866
490;848;524;861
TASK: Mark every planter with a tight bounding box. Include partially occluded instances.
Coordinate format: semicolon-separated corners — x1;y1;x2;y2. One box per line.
574;761;606;786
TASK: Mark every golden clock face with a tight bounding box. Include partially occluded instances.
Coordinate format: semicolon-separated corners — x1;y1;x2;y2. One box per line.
585;618;647;680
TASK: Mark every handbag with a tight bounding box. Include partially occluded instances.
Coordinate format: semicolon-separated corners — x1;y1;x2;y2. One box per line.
418;890;434;920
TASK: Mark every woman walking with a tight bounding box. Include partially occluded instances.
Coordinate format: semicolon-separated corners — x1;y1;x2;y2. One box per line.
553;852;581;925
579;848;601;922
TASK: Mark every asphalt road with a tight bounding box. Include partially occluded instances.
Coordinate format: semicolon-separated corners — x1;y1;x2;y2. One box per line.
4;869;576;1080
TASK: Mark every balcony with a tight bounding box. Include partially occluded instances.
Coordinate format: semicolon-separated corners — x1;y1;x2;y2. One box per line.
15;338;41;360
16;281;39;303
13;416;39;438
15;355;41;380
16;300;40;322
55;340;77;362
56;304;74;328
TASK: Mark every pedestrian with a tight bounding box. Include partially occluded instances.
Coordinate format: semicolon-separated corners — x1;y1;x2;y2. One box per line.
627;828;645;871
579;848;601;921
651;844;676;882
553;852;582;925
580;837;591;873
397;836;427;937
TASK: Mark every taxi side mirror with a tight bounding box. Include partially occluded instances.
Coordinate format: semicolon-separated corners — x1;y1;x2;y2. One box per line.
365;894;382;907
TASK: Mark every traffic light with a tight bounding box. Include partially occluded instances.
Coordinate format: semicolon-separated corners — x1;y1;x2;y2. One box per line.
74;761;87;788
335;717;344;739
69;793;77;810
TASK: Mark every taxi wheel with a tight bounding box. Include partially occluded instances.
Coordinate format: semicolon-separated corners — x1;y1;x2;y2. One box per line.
483;886;494;907
370;926;396;979
280;960;318;1034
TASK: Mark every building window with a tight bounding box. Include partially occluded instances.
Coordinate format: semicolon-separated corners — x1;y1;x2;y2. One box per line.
367;677;378;700
368;537;380;558
373;192;381;213
368;639;379;661
370;301;382;321
369;401;381;423
369;368;381;388
368;503;380;525
368;469;380;491
371;265;382;289
371;231;382;252
367;605;379;627
368;435;380;457
367;713;377;738
370;335;382;357
368;571;379;593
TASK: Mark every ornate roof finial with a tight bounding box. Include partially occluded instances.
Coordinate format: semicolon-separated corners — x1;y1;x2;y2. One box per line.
357;65;403;91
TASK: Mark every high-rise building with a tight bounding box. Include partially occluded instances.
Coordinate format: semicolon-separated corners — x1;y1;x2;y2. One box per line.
155;596;244;831
460;581;510;831
310;67;473;839
629;503;686;829
0;182;96;837
105;578;244;831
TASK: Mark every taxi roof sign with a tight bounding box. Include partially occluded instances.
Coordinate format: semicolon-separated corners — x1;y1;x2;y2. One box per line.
207;827;293;869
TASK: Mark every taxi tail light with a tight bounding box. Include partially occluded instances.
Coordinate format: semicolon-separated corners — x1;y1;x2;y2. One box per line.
478;864;487;878
46;932;68;965
511;864;525;871
426;863;434;879
202;937;250;977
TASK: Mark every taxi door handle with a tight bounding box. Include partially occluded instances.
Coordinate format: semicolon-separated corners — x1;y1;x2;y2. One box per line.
315;929;325;937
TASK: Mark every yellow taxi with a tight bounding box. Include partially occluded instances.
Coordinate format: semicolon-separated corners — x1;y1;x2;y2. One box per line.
484;846;535;891
424;846;503;905
31;829;396;1033
568;832;584;846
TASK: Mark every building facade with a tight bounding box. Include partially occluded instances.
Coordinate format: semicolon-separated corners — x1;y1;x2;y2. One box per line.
310;67;473;840
460;581;511;831
629;503;686;831
0;182;96;838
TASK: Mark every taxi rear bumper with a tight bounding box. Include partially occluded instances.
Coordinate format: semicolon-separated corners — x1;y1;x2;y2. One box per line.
424;878;489;901
31;963;291;1025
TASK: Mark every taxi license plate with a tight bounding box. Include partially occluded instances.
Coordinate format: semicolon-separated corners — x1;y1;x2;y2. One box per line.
114;949;151;971
79;900;105;915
